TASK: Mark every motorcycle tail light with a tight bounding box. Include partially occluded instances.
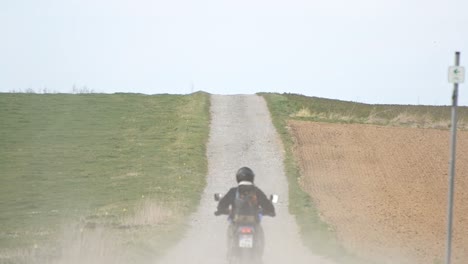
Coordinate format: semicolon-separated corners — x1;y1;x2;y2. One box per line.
240;227;253;234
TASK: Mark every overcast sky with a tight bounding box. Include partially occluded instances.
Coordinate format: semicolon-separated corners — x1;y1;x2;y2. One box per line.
1;0;467;105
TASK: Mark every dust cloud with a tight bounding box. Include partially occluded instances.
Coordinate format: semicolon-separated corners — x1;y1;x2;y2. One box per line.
1;200;171;264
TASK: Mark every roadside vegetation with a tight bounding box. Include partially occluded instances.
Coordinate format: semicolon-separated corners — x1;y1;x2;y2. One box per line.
260;92;468;263
0;92;210;263
264;93;468;129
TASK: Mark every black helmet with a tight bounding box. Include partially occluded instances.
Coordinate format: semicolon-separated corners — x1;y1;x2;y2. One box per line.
236;167;255;183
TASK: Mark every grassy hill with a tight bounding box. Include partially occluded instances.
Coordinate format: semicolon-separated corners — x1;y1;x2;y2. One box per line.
0;92;210;263
261;93;468;129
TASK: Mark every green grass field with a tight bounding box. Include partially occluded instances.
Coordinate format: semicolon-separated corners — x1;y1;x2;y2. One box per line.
260;93;468;263
0;92;210;263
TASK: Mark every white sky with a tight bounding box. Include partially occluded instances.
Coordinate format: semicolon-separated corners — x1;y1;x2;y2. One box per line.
1;0;467;105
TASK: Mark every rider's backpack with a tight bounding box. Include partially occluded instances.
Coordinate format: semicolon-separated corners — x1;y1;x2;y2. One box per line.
233;185;259;222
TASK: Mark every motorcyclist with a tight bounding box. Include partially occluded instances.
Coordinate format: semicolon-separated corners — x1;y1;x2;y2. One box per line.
214;166;276;260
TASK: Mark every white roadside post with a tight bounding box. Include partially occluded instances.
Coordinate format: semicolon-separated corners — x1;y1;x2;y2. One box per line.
446;51;464;264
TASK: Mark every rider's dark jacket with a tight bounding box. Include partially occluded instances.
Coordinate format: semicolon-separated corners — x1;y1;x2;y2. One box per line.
216;182;276;218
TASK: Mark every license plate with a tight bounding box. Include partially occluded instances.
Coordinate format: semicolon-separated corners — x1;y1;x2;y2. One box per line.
239;235;253;248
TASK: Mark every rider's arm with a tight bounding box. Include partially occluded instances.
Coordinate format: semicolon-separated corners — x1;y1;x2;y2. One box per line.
216;187;236;215
256;188;276;217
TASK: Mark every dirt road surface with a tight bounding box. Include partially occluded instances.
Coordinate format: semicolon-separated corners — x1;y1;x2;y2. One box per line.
158;95;334;264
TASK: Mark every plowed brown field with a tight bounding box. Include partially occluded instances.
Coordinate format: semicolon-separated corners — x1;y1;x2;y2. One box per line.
289;120;468;264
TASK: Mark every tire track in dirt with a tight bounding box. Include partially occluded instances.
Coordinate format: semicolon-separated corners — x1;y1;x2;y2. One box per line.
157;95;334;264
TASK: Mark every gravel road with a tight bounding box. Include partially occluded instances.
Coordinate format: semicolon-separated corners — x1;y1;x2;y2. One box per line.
157;95;334;264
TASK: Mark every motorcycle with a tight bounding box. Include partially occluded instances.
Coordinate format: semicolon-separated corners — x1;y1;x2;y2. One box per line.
214;193;278;264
